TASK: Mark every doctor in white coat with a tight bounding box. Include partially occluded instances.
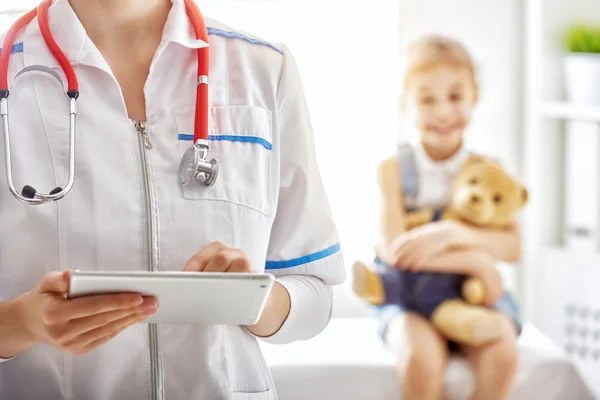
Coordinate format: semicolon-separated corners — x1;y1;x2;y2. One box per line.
0;0;345;399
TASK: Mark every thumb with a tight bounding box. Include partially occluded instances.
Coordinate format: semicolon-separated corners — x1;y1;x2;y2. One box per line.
374;244;393;266
39;270;71;294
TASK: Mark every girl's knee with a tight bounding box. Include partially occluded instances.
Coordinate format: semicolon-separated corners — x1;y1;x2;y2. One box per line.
495;338;519;373
400;349;447;400
497;318;519;371
403;347;447;383
391;313;450;395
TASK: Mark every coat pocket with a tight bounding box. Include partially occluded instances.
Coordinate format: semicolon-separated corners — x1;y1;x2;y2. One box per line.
175;105;273;216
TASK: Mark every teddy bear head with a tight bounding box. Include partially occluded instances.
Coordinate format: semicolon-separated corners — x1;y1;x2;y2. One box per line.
449;156;528;228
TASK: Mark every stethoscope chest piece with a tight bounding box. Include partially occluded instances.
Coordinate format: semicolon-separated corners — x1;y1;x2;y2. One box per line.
178;141;219;188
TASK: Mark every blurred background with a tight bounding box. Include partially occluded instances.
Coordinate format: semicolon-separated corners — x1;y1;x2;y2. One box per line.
2;0;600;398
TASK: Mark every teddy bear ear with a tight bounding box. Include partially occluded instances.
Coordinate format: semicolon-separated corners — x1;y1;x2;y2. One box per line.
520;186;529;205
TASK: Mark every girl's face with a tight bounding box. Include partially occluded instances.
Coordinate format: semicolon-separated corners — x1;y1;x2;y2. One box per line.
405;64;477;152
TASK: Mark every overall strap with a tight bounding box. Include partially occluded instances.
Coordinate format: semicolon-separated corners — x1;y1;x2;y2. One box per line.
432;208;444;221
397;142;419;212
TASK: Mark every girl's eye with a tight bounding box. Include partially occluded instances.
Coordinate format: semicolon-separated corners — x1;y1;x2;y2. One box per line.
450;93;463;102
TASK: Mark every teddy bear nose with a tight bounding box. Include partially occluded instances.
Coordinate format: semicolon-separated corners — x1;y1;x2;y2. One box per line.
470;194;481;204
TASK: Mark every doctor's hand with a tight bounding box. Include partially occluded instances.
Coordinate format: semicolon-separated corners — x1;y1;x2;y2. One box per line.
19;271;157;356
183;241;252;273
183;241;291;337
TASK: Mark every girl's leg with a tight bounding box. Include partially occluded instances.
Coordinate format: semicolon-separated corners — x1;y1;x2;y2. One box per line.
458;316;519;400
385;312;450;400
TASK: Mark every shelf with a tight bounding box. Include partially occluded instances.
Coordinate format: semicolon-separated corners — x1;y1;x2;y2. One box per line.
541;102;600;122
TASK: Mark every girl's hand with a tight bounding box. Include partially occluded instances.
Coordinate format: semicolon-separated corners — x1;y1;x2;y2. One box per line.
382;220;466;270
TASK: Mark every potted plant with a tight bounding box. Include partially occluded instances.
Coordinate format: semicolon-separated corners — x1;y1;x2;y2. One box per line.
563;23;600;104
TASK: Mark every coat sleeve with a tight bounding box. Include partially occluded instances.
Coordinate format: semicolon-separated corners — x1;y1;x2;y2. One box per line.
256;44;346;345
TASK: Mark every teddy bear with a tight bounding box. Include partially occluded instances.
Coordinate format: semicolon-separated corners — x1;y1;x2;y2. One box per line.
352;155;528;347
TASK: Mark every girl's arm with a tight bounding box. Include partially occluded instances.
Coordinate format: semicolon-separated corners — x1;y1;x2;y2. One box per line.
416;248;504;305
409;247;493;274
377;156;408;246
386;218;523;270
375;243;504;305
452;220;522;263
376;154;521;266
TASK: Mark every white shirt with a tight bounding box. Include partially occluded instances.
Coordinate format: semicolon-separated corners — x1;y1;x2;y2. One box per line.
411;140;470;210
0;1;345;399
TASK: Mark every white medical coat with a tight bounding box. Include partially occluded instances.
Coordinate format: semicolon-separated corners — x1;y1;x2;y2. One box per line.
0;0;346;399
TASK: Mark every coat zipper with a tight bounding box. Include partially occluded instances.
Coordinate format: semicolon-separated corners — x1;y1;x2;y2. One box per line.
134;120;162;400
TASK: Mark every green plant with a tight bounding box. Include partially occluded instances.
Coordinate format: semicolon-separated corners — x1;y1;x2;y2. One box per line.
564;24;600;54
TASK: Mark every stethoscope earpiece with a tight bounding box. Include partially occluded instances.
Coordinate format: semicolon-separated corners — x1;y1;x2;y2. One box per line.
21;185;36;199
21;184;64;200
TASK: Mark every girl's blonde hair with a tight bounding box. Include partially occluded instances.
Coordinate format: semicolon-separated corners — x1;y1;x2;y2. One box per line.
401;35;478;106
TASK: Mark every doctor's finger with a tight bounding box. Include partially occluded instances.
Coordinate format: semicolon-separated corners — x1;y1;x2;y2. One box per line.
39;270;71;294
203;249;246;272
183;242;227;271
63;312;149;354
226;257;252;273
183;255;210;272
65;297;158;339
55;293;145;321
192;241;229;260
72;326;128;356
75;324;133;355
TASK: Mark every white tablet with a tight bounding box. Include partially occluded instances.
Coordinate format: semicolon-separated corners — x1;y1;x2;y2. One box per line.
67;270;275;325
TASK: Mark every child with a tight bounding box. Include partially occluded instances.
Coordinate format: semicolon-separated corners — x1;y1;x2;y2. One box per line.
353;35;521;400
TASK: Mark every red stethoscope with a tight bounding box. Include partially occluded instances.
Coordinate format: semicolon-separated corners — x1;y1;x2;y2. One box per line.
0;0;217;205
